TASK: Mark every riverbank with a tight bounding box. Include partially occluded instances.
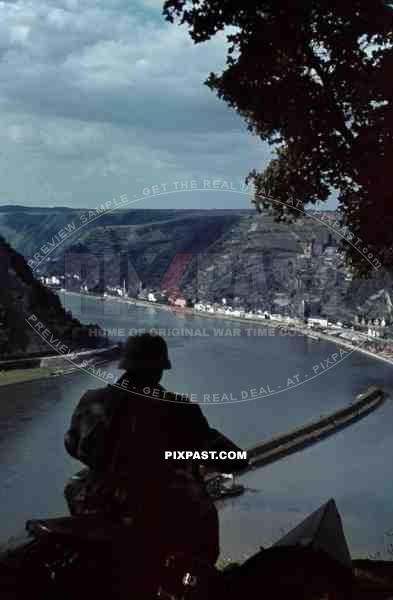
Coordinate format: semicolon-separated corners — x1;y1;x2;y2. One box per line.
61;291;393;370
0;345;120;388
1;294;393;565
0;365;90;387
0;366;60;387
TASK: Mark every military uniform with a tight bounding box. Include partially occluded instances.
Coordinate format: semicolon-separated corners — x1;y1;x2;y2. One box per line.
64;377;228;564
64;333;248;597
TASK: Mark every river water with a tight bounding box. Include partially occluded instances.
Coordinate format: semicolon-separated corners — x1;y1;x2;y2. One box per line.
1;293;393;560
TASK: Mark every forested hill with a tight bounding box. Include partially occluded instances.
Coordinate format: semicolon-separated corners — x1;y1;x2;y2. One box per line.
0;205;249;258
0;235;102;358
0;205;392;323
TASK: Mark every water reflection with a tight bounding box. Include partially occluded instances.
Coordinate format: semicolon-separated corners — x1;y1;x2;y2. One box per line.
0;294;392;560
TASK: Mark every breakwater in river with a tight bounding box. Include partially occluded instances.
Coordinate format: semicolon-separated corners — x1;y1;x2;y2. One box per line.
239;386;385;473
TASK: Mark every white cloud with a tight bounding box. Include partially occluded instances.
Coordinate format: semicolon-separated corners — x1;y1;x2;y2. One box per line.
0;0;270;208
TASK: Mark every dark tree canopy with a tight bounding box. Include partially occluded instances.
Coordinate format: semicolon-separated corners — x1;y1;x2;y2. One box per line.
163;0;393;275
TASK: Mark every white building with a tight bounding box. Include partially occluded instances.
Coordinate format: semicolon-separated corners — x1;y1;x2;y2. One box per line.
308;317;329;328
193;303;205;312
41;275;61;286
148;292;157;302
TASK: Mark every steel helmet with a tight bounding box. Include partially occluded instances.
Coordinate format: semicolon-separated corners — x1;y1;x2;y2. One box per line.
118;333;172;371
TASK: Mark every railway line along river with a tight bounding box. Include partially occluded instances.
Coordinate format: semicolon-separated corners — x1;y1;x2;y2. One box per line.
1;293;393;561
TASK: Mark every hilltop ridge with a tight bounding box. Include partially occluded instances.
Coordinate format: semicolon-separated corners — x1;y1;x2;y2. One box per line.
0;206;392;323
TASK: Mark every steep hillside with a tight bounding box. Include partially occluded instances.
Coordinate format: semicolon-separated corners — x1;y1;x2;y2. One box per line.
0;236;103;358
0;206;392;322
0;206;249;259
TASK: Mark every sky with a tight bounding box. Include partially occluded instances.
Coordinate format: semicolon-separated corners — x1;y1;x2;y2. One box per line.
0;0;277;210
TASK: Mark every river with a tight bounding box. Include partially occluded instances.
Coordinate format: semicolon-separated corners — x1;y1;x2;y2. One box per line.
1;293;393;561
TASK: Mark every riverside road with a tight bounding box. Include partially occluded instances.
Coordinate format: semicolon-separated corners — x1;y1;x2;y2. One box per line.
1;295;393;561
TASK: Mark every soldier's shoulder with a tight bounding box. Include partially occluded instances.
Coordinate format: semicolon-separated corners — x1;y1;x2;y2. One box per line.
160;389;191;404
75;386;115;414
79;386;110;403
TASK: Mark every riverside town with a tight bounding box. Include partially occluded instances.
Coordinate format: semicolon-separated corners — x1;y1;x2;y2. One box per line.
1;3;393;598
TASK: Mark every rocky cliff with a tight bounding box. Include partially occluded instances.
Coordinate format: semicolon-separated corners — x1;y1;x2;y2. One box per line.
0;206;392;323
0;235;103;358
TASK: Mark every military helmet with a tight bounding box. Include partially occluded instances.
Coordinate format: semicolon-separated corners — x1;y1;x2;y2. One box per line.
118;333;172;371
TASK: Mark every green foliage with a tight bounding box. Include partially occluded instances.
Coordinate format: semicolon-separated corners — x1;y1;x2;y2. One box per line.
164;1;393;275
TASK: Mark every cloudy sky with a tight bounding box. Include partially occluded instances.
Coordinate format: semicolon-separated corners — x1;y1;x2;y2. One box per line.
0;0;279;209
